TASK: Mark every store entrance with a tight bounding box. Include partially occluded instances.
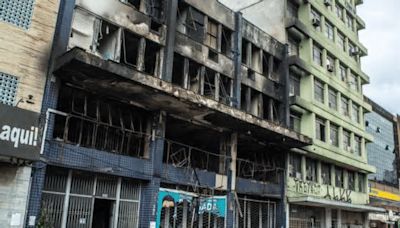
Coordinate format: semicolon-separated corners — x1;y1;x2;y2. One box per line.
92;199;114;228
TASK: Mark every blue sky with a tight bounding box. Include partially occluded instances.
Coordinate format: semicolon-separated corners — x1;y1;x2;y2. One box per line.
358;0;400;114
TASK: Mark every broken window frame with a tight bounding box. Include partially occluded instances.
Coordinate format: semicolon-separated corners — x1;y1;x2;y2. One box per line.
348;171;356;191
321;162;331;185
315;116;326;142
289;153;302;179
206;18;219;50
289;73;300;97
335;166;344;188
221;26;232;57
183;6;205;43
289;112;301;132
306;158;317;182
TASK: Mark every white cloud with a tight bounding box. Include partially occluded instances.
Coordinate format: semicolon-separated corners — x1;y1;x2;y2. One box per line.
358;0;400;114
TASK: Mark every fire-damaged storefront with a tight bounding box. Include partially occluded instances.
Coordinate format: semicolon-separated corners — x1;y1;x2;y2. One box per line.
0;104;41;226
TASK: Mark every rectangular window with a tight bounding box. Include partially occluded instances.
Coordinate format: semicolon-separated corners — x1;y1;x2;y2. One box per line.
221;26;232;56
313;44;323;66
330;124;339;147
311;8;321;31
349;72;358;91
325;21;334;41
335;167;344;188
348;171;355;191
328;88;337;110
206;18;218;50
316;117;326;142
346;14;353;30
343;130;351;152
352;104;360;123
287;1;298;18
341;96;349;117
355;136;362;156
348;42;356;57
306;158;317;182
358;173;365;192
290;112;301;132
337;32;346;52
289;153;302;179
340;64;347;82
335;4;343;20
327;54;335;73
186;7;205;43
290;73;300;96
0;72;19;106
321;163;331;185
314;79;324;103
288;38;299;56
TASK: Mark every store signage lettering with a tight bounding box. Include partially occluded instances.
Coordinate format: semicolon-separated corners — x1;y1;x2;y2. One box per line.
0;103;41;161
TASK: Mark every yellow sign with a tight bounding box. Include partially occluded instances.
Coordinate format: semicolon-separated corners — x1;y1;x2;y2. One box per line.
370;188;400;202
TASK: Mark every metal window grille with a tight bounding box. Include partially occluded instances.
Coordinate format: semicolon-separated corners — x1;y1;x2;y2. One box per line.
0;0;35;29
236;198;276;228
0;72;18;105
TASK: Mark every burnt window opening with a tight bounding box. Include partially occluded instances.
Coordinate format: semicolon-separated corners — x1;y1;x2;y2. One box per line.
188;60;202;93
237;135;284;183
203;68;216;99
147;0;164;22
54;85;149;158
241;39;249;64
219;75;232;105
121;30;140;67
172;53;185;87
306;158;317;182
240;85;249;112
150;20;162;33
247;69;255;81
95;20;120;61
221;26;232;57
262;51;270;77
289;112;301;132
144;39;161;76
182;5;205;43
208;49;218;62
164;117;224;174
125;0;141;9
262;95;271;121
270;58;281;82
250;89;261;117
251;44;262;72
289;153;302;179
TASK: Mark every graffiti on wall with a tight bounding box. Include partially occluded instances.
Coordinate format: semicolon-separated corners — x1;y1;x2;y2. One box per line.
324;185;352;203
293;179;322;195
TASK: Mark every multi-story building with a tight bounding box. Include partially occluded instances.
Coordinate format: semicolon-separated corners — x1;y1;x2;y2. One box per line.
0;0;60;227
24;0;311;227
221;0;385;227
365;97;400;227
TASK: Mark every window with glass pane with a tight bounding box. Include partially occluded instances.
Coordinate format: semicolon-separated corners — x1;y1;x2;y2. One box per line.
358;173;365;192
337;32;345;52
328;88;337;110
346;14;353;30
340;64;347;82
290;112;301;132
335;167;344;188
325;21;334;41
313;44;323;66
330;124;339;147
335;5;343;20
306;158;317;182
206;19;218;50
352;104;359;123
289;153;302;179
327;55;335;73
343;130;351;152
355;136;362;156
314;79;324;103
341;96;349;117
348;171;355;190
348;42;356;56
316;117;326;142
349;72;358;91
290;73;300;96
321;163;331;185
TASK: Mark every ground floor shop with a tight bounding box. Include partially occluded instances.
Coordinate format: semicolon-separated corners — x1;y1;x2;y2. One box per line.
288;204;372;228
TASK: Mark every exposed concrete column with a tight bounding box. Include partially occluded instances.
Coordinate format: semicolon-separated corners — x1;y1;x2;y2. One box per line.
330;164;335;186
325;208;332;228
317;160;322;184
232;12;243;109
338;209;342;228
301;155;306;181
161;0;178;82
282;44;290;127
226;132;238;228
137;38;146;71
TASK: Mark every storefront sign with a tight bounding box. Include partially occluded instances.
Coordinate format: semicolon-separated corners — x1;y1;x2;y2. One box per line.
0;103;41;161
370;188;400;202
156;188;226;227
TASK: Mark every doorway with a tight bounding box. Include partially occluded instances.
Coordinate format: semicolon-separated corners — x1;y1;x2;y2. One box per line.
92;199;114;228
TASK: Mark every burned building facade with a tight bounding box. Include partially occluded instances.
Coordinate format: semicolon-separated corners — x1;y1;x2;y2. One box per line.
24;0;311;227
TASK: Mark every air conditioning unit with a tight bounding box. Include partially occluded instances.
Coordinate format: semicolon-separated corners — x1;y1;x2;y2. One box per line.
324;0;332;6
312;18;321;27
351;47;360;56
327;64;334;72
